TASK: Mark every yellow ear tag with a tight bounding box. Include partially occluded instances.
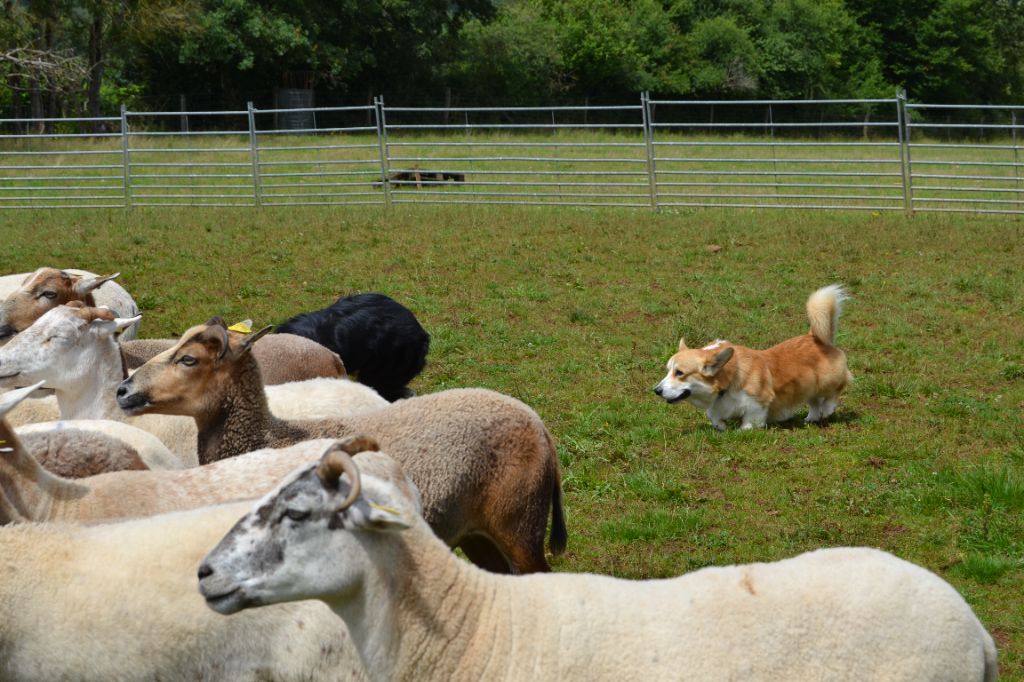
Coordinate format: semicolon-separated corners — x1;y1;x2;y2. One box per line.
368;501;402;516
228;319;253;333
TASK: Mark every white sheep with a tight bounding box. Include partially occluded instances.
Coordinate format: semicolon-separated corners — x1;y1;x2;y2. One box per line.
201;444;998;682
0;501;364;680
0;267;140;342
0;304;386;463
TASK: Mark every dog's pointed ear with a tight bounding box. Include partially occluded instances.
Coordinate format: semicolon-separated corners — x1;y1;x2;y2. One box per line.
701;347;734;376
678;337;688;351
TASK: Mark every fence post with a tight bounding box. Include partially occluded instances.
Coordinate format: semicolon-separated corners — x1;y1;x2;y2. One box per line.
120;104;131;208
374;95;392;208
896;88;913;216
641;91;658;210
246;102;262;207
768;103;780;201
1013;110;1021;213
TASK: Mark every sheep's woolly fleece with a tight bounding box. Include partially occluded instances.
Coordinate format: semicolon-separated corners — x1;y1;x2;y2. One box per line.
0;502;364;681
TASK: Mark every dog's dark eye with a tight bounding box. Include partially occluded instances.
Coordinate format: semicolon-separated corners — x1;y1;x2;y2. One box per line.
674;369;685;378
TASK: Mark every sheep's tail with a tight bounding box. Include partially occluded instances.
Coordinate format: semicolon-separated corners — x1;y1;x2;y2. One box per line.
806;284;848;346
544;428;568;556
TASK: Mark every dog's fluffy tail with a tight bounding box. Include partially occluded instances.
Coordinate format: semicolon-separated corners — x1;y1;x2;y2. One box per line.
806;284;848;346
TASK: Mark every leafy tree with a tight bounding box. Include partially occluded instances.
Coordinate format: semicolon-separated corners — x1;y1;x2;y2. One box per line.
683;14;761;95
451;2;566;103
758;0;887;99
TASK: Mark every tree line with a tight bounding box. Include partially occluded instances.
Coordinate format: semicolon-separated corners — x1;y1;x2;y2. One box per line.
2;0;1023;122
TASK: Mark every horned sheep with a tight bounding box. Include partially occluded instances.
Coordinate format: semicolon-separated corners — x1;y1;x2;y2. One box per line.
0;267;140;342
118;318;567;573
0;500;364;680
202;444;999;682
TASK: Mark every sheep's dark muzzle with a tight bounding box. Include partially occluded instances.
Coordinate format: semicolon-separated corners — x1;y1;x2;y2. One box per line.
116;380;150;414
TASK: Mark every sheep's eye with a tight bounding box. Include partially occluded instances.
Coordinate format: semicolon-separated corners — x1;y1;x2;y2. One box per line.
179;355;198;367
39;291;57;300
285;509;310;522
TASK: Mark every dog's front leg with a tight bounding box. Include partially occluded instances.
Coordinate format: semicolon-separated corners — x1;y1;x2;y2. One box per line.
706;409;727;431
740;406;769;430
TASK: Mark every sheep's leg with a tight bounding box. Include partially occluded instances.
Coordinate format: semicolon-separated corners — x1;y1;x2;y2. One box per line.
457;535;513;574
484;504;554;575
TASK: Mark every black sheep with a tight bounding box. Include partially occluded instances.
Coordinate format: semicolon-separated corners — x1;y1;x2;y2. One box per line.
275;293;429;402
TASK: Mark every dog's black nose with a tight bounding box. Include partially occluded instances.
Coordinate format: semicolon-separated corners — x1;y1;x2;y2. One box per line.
654;386;663;396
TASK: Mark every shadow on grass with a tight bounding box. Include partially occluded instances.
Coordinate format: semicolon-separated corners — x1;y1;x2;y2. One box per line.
684;408;864;433
771;408;864;430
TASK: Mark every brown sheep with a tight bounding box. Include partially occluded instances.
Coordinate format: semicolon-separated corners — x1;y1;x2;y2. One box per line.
121;333;346;385
117;317;567;574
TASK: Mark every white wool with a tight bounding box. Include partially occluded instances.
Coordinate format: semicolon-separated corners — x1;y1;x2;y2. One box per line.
3;394;60;427
267;377;388;420
202;454;998;682
0;503;364;680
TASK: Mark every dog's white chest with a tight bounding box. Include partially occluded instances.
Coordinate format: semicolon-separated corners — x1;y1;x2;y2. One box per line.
706;390;768;430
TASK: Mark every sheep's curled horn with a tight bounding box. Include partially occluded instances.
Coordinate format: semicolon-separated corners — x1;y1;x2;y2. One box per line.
316;435;380;510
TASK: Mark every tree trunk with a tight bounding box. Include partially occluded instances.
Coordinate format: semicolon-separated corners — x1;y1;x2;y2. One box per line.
30;76;44;133
45;17;57;133
8;72;24;132
87;10;105;132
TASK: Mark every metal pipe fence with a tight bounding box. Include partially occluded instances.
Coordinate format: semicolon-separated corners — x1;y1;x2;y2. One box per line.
0;93;1021;214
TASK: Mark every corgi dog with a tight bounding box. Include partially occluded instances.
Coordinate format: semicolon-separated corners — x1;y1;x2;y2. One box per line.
654;285;852;430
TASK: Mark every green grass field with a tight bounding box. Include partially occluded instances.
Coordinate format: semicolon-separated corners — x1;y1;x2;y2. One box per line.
2;203;1023;675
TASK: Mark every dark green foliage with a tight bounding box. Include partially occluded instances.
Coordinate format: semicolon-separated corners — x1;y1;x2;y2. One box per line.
2;0;1023;119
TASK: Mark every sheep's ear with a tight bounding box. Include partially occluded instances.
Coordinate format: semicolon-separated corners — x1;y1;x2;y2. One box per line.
0;381;46;417
340;495;411;533
364;502;411;531
236;325;273;356
91;313;141;337
701;347;734;376
195;320;229;360
678;337;688;351
73;272;120;297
